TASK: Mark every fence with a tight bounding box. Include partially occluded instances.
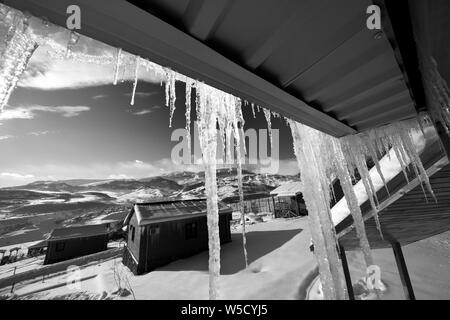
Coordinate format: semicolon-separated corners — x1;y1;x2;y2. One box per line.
0;247;123;290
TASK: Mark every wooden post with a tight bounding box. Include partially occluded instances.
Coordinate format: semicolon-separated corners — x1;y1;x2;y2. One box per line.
391;241;415;300
271;196;276;218
10;266;17;293
338;243;354;300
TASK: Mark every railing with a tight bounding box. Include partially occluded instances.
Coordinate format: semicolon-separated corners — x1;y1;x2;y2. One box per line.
0;247;123;290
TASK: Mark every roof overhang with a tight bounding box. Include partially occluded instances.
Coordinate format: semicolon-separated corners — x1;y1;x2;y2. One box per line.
4;0;430;137
133;203;232;226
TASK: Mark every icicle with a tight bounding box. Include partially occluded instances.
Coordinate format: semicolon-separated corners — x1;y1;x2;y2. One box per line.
113;48;122;85
185;80;193;157
0;12;38;112
263;108;272;147
164;70;177;127
365;133;390;195
251;103;256;118
256;105;260;113
195;82;221;300
233;99;248;267
419;55;450;134
341;136;384;238
334;139;374;267
66;31;80;58
397;122;436;202
190;81;250;299
130;56;140;106
288;120;347;300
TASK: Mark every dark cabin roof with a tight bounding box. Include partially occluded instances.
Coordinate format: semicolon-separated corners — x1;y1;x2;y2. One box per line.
270;182;303;197
125;198;232;226
48;224;109;241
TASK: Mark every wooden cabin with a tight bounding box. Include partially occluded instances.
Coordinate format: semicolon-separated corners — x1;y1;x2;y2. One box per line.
44;224;109;265
122;199;233;275
270;182;307;218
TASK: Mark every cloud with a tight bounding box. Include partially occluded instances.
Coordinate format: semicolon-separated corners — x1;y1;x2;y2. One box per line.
0;135;14;140
18;43;165;90
92;94;108;100
1;172;35;179
0;105;90;120
129;105;162;116
131;109;152;116
124;91;160;98
28;130;56;136
107;174;133;180
249;158;299;176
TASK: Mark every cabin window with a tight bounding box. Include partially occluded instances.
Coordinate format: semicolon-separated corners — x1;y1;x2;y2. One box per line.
55;242;65;252
185;222;197;240
131;226;135;242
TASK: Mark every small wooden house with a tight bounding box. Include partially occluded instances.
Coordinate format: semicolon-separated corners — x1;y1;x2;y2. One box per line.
270;182;307;218
44;224;109;265
122;199;233;275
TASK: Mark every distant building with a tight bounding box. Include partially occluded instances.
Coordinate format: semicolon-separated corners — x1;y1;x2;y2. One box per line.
270;182;307;218
44;224;109;265
122;199;233;275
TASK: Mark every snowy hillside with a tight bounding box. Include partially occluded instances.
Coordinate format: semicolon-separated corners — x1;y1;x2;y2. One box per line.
0;170;298;248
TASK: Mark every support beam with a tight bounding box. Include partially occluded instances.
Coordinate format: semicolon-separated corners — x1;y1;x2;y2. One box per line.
242;1;308;70
373;0;426;112
322;70;401;112
338;243;355;300
183;0;232;41
391;241;415;300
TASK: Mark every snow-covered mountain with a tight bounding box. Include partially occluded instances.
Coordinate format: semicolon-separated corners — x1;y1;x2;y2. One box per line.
0;170;299;213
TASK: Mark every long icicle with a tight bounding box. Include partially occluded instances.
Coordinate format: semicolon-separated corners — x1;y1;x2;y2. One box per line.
196;82;221;300
113;47;122;85
0;12;38;112
263;108;272;147
334;139;374;267
233;98;248;267
185;80;193;157
288;120;347;300
130;56;140;106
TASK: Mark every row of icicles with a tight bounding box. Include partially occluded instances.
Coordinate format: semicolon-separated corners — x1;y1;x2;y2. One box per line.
0;3;439;300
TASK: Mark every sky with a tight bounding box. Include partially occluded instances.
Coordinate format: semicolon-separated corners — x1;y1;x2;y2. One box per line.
0;25;299;187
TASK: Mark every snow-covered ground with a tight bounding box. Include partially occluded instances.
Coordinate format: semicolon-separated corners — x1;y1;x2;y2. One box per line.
1;216;449;300
1;217;316;300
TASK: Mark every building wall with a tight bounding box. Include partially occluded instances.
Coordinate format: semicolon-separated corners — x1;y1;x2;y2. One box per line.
274;194;307;217
44;234;108;264
132;212;232;274
127;210;141;262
